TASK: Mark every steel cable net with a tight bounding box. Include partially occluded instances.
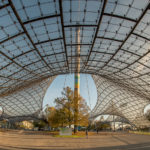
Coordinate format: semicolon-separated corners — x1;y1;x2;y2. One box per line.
0;77;55;119
0;0;150;124
91;75;150;128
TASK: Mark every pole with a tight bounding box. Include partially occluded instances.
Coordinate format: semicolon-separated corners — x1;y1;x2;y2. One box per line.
74;26;80;133
122;118;123;131
113;115;115;132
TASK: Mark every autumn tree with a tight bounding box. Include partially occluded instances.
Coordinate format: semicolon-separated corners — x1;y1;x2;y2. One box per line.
45;107;65;127
47;87;90;128
47;107;57;127
55;87;74;127
77;95;89;126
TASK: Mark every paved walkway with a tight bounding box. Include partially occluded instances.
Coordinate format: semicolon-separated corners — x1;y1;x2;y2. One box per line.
0;131;150;150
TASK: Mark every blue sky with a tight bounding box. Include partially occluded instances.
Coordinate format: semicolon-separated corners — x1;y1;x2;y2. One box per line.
43;74;97;110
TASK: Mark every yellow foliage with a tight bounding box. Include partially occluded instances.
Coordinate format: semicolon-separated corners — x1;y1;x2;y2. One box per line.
46;87;90;128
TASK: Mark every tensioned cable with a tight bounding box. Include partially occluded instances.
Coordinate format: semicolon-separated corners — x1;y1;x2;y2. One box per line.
85;74;92;111
64;74;67;89
78;0;80;22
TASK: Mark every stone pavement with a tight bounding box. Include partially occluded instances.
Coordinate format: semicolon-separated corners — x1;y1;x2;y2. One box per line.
0;131;150;150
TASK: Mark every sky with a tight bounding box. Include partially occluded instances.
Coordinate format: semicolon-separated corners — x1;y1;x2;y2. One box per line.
43;73;150;116
43;74;97;110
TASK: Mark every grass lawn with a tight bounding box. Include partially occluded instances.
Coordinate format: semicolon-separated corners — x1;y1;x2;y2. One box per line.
54;135;84;138
129;131;150;135
53;131;89;138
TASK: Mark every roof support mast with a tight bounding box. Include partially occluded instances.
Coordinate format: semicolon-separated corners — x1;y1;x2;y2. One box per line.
74;26;80;133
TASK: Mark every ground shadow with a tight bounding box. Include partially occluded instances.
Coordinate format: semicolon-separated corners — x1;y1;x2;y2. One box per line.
0;142;150;150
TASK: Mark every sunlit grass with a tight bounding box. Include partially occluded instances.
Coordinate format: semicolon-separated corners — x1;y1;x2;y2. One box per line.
72;131;96;136
129;131;150;135
54;135;84;138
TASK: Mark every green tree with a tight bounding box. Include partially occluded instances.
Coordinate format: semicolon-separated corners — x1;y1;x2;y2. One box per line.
33;120;47;129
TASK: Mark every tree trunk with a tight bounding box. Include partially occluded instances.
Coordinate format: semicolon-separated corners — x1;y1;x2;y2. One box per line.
68;106;71;128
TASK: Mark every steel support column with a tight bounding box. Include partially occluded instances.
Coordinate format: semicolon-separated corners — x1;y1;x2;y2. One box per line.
74;26;80;133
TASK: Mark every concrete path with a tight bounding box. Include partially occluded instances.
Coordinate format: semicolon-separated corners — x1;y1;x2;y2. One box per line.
0;131;150;150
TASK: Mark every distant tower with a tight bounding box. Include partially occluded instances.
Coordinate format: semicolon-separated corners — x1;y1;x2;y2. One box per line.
74;26;80;132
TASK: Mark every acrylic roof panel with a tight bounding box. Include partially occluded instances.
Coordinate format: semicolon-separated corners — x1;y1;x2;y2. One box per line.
0;0;150;124
91;75;150;128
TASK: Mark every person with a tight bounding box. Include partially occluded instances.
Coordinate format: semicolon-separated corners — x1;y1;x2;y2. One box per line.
86;129;88;139
97;129;99;134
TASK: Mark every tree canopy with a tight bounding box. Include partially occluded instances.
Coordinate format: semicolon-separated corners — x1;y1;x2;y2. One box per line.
46;87;90;128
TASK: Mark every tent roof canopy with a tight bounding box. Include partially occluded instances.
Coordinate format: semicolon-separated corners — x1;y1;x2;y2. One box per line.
0;0;150;126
